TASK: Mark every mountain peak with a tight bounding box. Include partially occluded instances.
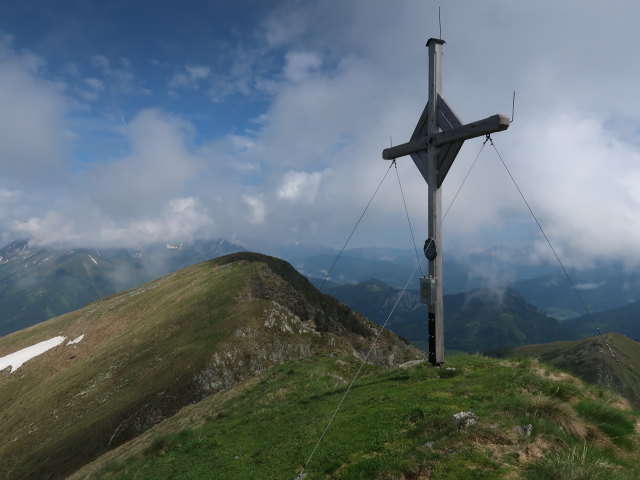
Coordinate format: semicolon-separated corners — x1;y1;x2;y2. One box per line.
0;252;421;480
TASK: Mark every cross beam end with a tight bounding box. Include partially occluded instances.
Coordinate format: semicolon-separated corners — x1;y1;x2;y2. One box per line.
434;114;510;146
382;138;428;160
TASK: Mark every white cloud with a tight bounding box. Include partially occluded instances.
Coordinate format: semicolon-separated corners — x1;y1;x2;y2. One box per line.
283;51;322;82
243;195;266;225
14;196;214;248
0;36;70;182
88;108;201;218
277;170;327;202
10;108;217;247
261;7;309;48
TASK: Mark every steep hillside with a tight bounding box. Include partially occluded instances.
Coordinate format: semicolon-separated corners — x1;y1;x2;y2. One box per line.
493;333;640;407
565;301;640;340
0;252;421;480
321;279;576;352
0;238;243;335
69;354;640;480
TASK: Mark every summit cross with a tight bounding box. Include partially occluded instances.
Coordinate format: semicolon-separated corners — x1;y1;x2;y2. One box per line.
382;38;510;365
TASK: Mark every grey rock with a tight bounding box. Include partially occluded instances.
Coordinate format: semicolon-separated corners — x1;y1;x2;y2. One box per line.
515;424;533;436
452;411;477;429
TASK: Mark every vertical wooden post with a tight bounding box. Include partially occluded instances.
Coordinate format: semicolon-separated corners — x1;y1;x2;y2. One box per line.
380;38;509;367
427;38;445;366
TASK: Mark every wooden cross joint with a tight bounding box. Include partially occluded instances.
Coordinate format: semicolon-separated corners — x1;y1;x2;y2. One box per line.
382;97;509;188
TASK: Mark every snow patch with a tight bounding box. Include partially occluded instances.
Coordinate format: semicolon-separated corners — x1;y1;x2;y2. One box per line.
67;334;84;345
88;255;98;265
0;336;66;373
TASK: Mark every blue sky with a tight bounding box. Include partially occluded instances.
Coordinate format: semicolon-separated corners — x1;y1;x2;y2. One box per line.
1;1;640;269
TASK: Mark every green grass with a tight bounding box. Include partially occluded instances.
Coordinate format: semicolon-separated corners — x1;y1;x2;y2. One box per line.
493;333;640;408
574;400;636;447
525;443;622;480
71;354;640;480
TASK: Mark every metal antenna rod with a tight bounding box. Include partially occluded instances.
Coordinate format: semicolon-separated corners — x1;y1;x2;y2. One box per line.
438;7;442;39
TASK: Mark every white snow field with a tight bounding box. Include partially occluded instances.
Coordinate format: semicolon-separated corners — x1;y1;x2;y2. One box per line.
0;336;67;373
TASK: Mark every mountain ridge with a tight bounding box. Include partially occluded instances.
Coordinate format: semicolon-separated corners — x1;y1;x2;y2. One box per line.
0;252;421;480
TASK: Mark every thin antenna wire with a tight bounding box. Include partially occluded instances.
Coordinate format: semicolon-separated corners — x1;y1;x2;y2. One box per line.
438;6;442;39
394;161;425;276
443;137;489;220
294;261;421;479
318;163;394;291
488;136;640;406
510;91;516;124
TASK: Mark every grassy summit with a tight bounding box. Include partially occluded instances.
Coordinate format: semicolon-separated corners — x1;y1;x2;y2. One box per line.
70;354;640;480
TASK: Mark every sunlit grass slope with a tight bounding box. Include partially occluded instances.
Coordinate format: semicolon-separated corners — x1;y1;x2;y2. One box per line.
70;354;640;480
0;252;420;480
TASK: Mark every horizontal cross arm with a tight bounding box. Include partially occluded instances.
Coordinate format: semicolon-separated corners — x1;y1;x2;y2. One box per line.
382;137;428;160
433;114;510;146
382;113;509;160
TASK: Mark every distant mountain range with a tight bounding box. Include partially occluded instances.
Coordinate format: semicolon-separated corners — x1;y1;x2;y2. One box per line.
273;243;640;320
2;238;640;345
319;278;575;353
0;238;243;336
565;300;640;340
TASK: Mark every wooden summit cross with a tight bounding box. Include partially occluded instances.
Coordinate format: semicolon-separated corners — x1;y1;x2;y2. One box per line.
382;38;510;366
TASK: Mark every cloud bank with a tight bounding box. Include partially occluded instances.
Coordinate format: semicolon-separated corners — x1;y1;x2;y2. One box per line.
1;1;640;269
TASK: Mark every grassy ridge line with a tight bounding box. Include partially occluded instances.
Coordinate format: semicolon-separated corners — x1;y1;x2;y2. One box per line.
492;333;640;407
0;259;251;480
69;354;640;480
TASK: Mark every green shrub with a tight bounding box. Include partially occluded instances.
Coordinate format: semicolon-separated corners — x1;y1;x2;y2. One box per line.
526;443;621;480
574;400;635;446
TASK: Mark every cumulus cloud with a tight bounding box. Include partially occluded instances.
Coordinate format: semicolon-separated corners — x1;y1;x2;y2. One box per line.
0;35;70;182
260;7;309;48
509;112;640;268
14;196;213;247
88;108;201;217
283;51;322;82
10;108;216;248
243;195;266;225
277;170;328;202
